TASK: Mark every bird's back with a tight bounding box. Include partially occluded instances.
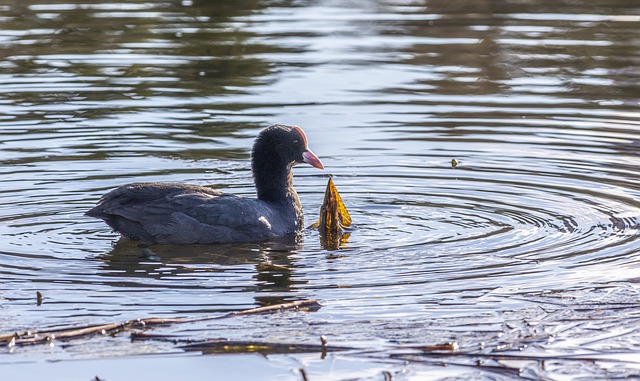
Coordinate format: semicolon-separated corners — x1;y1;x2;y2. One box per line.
87;182;295;244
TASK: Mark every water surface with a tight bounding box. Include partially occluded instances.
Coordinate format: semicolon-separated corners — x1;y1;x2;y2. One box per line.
1;0;640;379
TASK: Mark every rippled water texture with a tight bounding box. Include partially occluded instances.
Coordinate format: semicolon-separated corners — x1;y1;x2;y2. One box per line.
1;0;640;379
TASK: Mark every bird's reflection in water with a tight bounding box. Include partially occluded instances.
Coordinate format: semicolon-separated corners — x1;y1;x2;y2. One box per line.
98;233;306;307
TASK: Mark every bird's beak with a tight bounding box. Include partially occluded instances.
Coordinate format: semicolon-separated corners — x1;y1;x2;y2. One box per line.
302;150;324;169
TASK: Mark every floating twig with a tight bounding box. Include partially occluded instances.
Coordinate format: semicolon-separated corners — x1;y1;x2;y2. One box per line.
180;339;352;355
0;299;321;347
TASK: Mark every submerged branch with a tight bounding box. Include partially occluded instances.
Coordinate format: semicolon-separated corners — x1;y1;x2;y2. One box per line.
130;332;353;356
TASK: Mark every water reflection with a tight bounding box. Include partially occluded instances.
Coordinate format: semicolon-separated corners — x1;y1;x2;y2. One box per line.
0;0;284;166
100;235;305;308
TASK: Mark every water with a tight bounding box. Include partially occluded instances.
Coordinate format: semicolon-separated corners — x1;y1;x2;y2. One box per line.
1;0;640;379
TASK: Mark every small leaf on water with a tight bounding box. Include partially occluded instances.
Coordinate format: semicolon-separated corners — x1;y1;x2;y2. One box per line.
36;291;43;306
256;263;290;272
410;341;459;352
451;159;458;168
310;177;352;250
316;177;351;230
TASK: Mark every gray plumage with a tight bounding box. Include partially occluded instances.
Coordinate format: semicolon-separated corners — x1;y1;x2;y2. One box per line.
86;125;324;244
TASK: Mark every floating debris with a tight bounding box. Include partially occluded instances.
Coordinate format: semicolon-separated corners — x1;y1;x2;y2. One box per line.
36;291;43;306
451;159;458;168
407;341;459;352
0;300;322;347
309;176;352;250
178;339;351;355
256;263;290;272
299;368;310;381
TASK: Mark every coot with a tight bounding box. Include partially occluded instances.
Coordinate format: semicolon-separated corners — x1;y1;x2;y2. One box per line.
87;125;324;244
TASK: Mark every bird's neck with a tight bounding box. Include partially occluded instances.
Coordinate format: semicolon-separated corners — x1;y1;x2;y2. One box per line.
254;161;299;206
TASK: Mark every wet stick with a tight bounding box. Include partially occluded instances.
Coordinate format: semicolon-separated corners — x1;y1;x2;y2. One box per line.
0;299;321;347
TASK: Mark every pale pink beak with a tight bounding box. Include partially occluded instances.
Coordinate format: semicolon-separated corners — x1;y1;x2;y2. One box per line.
302;150;324;169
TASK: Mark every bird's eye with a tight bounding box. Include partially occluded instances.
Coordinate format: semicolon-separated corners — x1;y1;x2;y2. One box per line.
293;139;300;146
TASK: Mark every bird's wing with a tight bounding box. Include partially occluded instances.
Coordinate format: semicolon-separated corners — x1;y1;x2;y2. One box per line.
95;184;274;243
